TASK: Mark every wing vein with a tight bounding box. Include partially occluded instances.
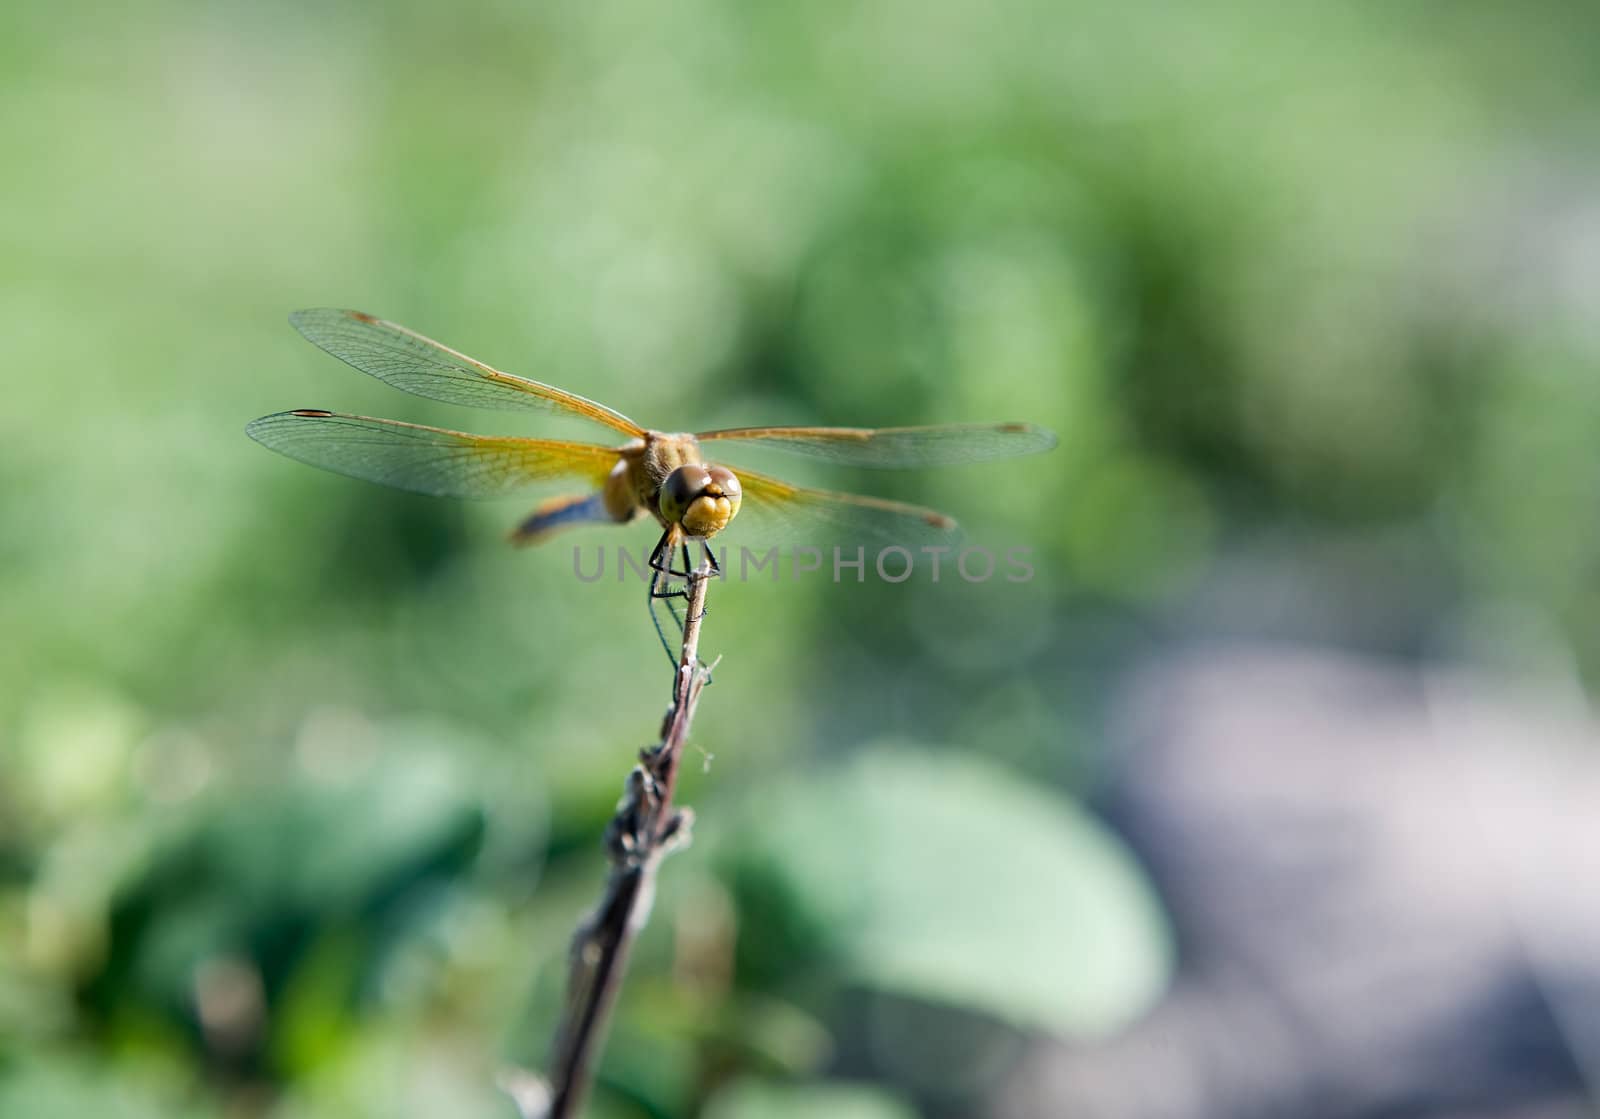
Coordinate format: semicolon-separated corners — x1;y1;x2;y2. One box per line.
290;309;645;436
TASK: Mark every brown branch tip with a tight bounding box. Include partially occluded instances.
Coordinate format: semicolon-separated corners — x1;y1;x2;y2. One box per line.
507;558;717;1119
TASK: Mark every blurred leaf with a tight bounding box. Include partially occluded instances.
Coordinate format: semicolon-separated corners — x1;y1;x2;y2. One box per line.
627;979;835;1079
83;750;486;1075
702;1077;918;1119
274;928;364;1076
0;1053;212;1119
710;993;834;1077
718;744;1172;1034
271;1025;521;1119
592;1011;699;1119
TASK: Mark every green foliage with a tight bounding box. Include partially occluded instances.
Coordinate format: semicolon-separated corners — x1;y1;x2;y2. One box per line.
2;0;1597;1114
702;1079;917;1119
717;745;1168;1033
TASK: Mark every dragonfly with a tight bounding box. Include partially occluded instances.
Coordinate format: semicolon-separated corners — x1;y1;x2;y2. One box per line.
248;309;1057;655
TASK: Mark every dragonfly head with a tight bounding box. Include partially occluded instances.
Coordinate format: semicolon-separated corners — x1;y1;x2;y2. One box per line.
659;463;742;539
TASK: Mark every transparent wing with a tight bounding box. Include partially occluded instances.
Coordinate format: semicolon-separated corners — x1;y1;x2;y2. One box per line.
290;309;645;437
694;422;1057;468
246;410;620;498
726;464;961;551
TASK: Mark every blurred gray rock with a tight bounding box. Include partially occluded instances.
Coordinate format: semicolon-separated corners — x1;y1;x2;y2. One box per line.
992;645;1600;1119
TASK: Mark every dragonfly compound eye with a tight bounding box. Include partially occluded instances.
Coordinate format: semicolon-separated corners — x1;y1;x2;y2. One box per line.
661;464;742;539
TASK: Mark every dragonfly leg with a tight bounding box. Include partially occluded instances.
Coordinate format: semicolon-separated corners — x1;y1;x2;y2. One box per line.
661;542;690;635
646;530;688;667
661;578;686;635
646;564;685;667
647;527;672;575
648;529;695;587
644;529;718;674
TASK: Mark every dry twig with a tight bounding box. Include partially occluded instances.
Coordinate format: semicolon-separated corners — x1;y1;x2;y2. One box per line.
517;556;716;1119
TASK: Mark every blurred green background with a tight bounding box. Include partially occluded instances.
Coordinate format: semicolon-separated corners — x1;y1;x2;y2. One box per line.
3;0;1599;1116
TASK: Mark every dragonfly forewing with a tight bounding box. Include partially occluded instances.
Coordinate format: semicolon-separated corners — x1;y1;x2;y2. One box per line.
290;309;644;436
694;422;1057;469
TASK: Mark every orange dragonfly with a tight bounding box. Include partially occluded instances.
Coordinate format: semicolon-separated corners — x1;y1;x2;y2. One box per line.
248;309;1056;638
